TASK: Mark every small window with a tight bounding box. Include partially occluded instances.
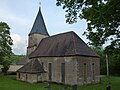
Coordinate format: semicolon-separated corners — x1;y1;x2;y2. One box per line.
83;63;87;82
26;74;27;81
61;63;65;83
18;73;20;79
92;63;95;80
48;63;52;81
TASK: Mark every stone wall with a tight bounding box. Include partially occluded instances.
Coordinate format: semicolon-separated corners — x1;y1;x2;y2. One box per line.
27;34;48;55
38;56;100;85
17;72;47;83
76;56;100;85
17;72;27;81
38;56;78;85
17;56;100;85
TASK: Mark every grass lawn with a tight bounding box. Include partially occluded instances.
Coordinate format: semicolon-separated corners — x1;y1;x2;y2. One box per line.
0;75;120;90
78;76;120;90
0;75;63;90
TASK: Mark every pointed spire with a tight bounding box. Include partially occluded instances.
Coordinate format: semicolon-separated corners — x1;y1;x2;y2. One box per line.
29;7;49;36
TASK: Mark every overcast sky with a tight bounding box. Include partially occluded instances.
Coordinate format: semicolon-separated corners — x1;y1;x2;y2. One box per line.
0;0;88;55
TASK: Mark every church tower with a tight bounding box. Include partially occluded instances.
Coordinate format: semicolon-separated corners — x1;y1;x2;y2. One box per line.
27;8;49;55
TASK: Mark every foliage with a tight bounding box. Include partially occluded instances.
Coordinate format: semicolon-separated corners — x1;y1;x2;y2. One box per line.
0;22;13;74
1;57;11;75
56;0;120;48
92;46;120;75
91;46;106;75
0;75;120;90
9;54;25;64
105;46;120;75
56;0;120;75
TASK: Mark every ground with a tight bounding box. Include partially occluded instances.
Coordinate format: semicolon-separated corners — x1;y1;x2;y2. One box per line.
0;75;120;90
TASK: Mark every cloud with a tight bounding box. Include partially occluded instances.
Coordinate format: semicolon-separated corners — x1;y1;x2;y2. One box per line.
0;10;30;26
11;34;27;55
0;2;30;26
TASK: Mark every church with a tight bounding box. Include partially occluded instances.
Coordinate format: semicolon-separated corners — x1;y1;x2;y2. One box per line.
16;8;100;85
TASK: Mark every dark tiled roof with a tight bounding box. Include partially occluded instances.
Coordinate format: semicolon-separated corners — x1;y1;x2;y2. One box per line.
29;8;49;36
29;31;99;58
17;59;45;73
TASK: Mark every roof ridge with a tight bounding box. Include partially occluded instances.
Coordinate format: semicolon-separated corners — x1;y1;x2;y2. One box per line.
41;31;75;40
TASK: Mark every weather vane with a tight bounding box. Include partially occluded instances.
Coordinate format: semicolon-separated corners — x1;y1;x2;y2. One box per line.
39;1;41;8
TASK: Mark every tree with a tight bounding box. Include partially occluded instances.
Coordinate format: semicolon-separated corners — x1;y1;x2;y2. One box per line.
0;22;13;74
56;0;120;48
91;46;106;75
9;54;25;64
105;45;120;75
92;46;120;75
56;0;120;75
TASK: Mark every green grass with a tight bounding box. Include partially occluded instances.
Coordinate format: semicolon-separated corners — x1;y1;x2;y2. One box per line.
0;75;120;90
0;75;63;90
78;76;120;90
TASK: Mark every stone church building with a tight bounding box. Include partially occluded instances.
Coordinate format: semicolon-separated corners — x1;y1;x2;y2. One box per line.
17;8;100;85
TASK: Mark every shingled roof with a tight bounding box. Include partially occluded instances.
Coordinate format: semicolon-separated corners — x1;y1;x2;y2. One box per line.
17;59;45;73
29;8;49;36
29;31;99;58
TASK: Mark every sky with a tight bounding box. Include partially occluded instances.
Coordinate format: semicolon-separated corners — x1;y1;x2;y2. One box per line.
0;0;88;55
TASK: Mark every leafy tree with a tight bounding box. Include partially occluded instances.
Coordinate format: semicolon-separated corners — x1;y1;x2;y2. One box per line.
56;0;120;75
9;54;25;64
0;22;13;74
92;46;120;75
91;46;106;75
105;46;120;75
56;0;120;48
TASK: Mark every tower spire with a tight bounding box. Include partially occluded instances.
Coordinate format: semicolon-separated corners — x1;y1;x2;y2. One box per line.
29;5;49;36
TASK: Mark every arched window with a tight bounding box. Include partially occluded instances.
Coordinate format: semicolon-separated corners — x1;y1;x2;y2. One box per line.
61;63;65;83
83;63;87;82
48;63;52;81
92;63;95;80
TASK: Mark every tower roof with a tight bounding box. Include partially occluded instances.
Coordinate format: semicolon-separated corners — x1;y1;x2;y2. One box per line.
29;31;99;58
29;8;49;36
